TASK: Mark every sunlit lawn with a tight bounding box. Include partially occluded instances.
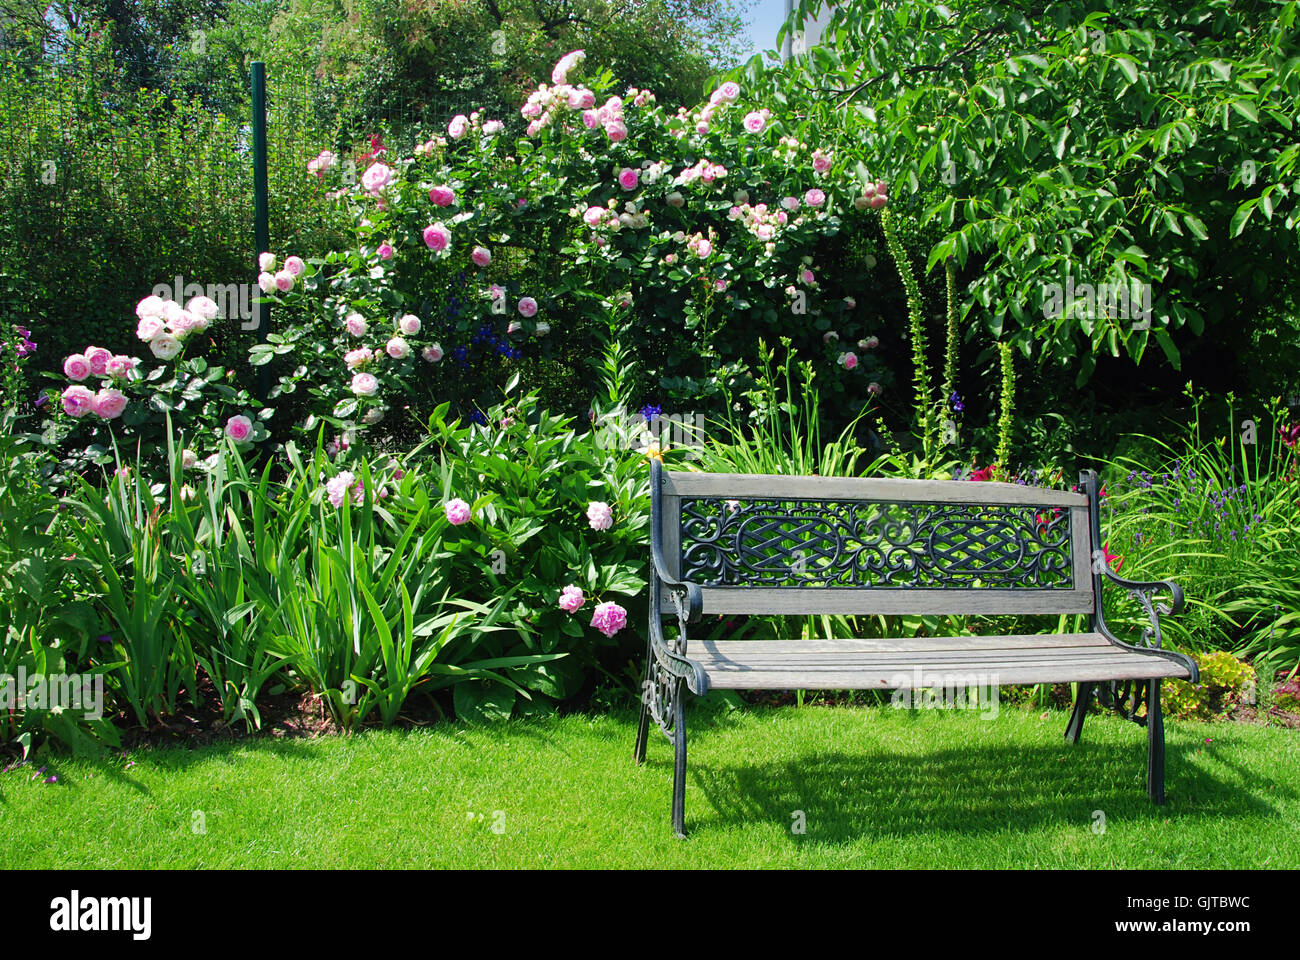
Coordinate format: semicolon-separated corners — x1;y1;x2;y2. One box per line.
3;703;1297;868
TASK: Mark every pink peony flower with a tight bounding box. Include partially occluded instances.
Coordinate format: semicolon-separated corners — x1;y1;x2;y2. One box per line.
325;471;358;508
429;185;455;207
471;246;491;267
61;385;95;417
63;353;91;381
424;223;451;251
274;271;295;292
743;111;766;133
225;415;253;442
558;585;585;613
805;188;826;208
283;256;306;276
351;372;379;396
586;501;614;531
94;388;128;419
386;336;410;359
378;243;394;260
448;114;469;139
399;314;421;335
422;344;444;363
517;297;538;317
618;168;639;190
591;600;628;638
444;497;472;525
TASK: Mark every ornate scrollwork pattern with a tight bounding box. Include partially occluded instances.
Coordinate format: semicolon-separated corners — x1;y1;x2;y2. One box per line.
678;497;1075;589
1097;679;1150;726
1130;587;1172;648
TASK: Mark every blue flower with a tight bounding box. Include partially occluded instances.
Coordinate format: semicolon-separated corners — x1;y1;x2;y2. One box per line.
640;404;662;423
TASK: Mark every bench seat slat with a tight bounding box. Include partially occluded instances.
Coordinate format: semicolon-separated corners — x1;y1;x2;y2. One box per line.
687;634;1192;689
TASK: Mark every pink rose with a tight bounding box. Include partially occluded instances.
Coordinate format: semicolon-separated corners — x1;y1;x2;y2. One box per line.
583;206;605;227
618;168;639;190
582;110;599;129
604;120;627;142
135;295;165;318
83;345;114;372
257;272;276;293
445;497;472;525
552;49;585;85
61;384;95;417
805;188;826;208
482;120;504;135
258;252;276;272
471;246;491;267
345;348;371;370
351;372;379;396
743;111;766;133
284;255;306;276
345;313;368;337
274;271;294;292
422;344;444;363
590;600;628;638
517;297;538;317
429;185;455;207
448;114;469;138
386;336;410;359
361;162;392;194
568;87;595;110
378;243;394;260
842;352;858;370
781;196;800;211
399;314;421;335
716;81;740;102
106;355;135;377
225;415;253;442
812;152;832;173
94;388;128;419
802;269;815;284
558;585;585;613
63;353;91;381
867;381;883;395
424;223;451;251
586;501;613;531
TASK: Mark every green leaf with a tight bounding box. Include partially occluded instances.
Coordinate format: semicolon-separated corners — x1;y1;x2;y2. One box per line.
453;680;516;723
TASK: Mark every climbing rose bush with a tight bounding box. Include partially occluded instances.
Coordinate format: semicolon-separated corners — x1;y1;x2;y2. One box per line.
249;50;891;438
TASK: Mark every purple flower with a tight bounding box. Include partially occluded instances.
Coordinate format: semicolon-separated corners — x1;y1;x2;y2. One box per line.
639;404;662;423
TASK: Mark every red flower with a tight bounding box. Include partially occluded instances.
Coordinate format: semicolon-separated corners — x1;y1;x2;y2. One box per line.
1102;541;1123;573
1280;423;1300;449
968;463;994;482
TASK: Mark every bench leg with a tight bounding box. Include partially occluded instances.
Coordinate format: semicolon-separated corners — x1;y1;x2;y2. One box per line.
1065;681;1094;744
671;692;687;839
1147;678;1165;804
634;655;651;765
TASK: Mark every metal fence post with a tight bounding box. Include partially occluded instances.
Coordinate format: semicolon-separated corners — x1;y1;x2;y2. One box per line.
251;61;270;403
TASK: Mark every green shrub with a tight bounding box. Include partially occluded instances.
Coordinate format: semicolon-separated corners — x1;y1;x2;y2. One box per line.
1162;650;1257;721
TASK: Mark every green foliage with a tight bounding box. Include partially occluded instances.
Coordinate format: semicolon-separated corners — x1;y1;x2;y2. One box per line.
994;341;1015;478
1162;650;1256;720
735;0;1300;395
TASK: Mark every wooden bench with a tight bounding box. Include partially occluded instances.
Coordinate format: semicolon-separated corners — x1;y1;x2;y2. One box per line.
634;462;1198;838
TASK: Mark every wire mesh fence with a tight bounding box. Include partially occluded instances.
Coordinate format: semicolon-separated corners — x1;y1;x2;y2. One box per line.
0;49;478;395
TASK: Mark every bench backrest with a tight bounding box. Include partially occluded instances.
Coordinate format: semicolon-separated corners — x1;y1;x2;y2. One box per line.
652;466;1099;617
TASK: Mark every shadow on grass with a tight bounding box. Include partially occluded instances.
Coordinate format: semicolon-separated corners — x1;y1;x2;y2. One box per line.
675;726;1292;841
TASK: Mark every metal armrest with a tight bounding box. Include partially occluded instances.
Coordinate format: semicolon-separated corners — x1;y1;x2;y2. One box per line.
1096;566;1199;682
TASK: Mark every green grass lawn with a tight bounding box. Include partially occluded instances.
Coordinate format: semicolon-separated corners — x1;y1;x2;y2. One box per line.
2;703;1297;868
